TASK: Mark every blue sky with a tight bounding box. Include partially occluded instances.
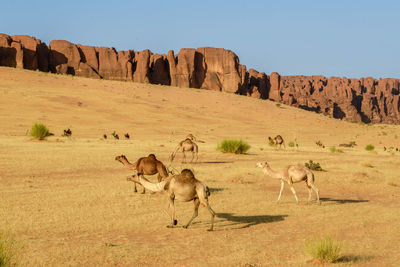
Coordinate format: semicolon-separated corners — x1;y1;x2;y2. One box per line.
1;0;399;78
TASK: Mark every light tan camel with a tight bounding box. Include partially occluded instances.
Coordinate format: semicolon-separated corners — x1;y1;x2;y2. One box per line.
268;135;286;148
170;136;198;163
115;154;168;193
256;161;320;204
127;169;215;231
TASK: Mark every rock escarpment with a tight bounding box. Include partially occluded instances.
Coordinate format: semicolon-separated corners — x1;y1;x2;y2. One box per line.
1;33;399;124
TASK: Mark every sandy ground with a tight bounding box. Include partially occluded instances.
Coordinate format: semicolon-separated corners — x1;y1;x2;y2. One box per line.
0;67;399;266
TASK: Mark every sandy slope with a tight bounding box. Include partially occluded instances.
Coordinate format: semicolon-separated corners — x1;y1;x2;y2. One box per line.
0;67;399;266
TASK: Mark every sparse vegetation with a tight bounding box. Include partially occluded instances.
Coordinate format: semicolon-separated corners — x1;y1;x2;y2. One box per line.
29;123;52;140
0;230;18;267
305;160;323;171
348;141;356;147
330;146;344;153
365;144;375;151
217;139;250;154
305;235;342;263
268;140;275;147
288;141;295;147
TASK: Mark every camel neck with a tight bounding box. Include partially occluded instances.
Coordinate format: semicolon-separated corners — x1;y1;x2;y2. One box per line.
138;176;166;192
119;158;136;170
263;165;281;179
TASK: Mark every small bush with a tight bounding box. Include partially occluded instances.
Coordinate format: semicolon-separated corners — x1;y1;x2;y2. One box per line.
305;160;323;171
268;140;275;147
330;146;344;153
30;123;52;140
288;141;295;147
305;235;342;263
0;231;19;267
348;141;356;147
217;139;250;154
365;144;375;151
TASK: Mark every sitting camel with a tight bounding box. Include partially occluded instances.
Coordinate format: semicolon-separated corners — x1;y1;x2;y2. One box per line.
268;135;286;148
115;154;168;193
256;161;320;204
127;169;215;231
170;135;198;163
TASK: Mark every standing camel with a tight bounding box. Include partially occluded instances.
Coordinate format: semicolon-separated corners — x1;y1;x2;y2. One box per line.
127;169;215;231
115;154;168;194
170;136;198;163
256;161;320;204
268;135;286;149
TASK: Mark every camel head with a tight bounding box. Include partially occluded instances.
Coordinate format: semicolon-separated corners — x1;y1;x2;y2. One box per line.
186;134;196;141
256;162;269;168
115;155;127;162
127;174;139;183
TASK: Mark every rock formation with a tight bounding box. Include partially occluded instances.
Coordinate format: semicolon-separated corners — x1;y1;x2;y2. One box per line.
0;33;399;124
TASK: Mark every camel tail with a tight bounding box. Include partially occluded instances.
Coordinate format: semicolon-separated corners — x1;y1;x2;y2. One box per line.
202;183;211;197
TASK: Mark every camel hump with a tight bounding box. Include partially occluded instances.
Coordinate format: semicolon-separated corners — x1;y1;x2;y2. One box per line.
176;169;196;183
147;154;156;160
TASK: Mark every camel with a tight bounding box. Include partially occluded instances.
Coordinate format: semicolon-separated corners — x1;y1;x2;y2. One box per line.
127;169;215;231
115;154;168;193
256;161;320;204
268;135;286;148
170;136;198;163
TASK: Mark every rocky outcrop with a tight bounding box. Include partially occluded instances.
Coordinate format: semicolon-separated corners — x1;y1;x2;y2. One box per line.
1;33;400;124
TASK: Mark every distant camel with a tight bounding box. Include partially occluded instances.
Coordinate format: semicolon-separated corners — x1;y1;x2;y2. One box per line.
256;161;320;204
170;136;198;163
115;154;168;193
268;135;285;148
127;169;215;231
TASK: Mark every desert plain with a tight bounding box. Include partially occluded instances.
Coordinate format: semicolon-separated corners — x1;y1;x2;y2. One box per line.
0;67;399;266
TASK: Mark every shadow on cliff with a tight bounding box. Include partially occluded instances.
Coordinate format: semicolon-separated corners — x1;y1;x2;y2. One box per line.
0;47;17;67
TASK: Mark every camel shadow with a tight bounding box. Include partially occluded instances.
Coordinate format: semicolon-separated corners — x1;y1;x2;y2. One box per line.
208;187;225;193
320;197;369;204
216;213;288;229
335;254;374;263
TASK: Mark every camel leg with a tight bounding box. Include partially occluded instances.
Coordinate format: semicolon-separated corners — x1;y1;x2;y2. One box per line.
138;174;145;194
183;198;200;229
133;182;138;193
166;196;177;228
205;202;215;231
307;185;312;204
182;151;187;164
277;180;285;203
190;151;195;163
289;184;299;204
310;183;320;204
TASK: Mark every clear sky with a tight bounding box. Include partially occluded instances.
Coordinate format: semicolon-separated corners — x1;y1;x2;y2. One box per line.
1;0;399;78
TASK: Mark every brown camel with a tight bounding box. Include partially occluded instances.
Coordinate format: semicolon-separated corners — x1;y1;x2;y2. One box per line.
268;135;285;148
127;169;215;231
170;136;198;163
115;154;168;193
256;161;320;204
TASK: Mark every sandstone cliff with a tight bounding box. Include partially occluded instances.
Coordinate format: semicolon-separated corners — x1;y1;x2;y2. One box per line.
1;33;399;124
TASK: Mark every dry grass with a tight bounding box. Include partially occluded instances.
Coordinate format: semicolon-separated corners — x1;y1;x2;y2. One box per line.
0;67;400;266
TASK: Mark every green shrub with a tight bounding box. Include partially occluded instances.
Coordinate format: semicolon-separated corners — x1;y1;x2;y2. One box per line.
305;160;323;171
30;123;52;140
268;140;275;147
217;139;250;154
330;146;344;153
305;235;342;263
348;141;356;147
288;141;295;147
365;144;375;151
0;231;18;267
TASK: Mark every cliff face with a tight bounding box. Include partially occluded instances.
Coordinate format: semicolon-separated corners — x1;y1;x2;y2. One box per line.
1;33;399;124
